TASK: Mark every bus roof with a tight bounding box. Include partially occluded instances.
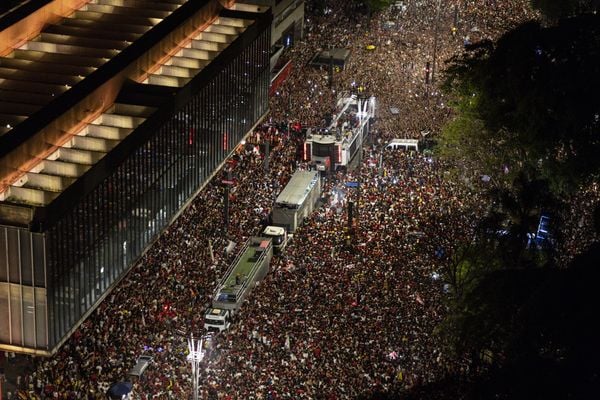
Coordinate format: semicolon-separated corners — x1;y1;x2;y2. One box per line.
275;170;319;207
263;226;285;235
207;308;228;316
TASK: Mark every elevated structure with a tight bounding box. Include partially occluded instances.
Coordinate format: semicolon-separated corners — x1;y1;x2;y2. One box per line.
204;236;272;332
212;236;272;309
239;0;304;80
304;94;376;172
0;0;272;355
240;0;303;48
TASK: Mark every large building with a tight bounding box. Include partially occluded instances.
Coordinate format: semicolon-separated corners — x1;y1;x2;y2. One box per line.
241;0;304;48
240;0;304;73
0;0;272;355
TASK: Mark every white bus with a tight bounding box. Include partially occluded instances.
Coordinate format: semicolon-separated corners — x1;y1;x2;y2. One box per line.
272;170;321;232
385;138;419;151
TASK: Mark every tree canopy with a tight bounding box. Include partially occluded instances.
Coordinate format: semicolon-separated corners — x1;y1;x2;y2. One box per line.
531;0;600;19
439;14;600;194
435;10;600;399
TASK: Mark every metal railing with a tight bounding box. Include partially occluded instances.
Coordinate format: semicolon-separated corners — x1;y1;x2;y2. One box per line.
212;238;271;302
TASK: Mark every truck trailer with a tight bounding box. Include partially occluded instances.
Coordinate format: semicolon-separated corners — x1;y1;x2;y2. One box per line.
271;170;321;232
204;237;273;332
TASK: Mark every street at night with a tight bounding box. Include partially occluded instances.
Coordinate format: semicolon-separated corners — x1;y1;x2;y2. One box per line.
1;1;599;399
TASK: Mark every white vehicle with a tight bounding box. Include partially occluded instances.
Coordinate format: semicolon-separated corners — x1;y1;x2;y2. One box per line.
262;225;288;253
204;308;232;332
385;138;419;151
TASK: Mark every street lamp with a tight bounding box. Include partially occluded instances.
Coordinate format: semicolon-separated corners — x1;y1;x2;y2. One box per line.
431;0;442;84
187;334;205;400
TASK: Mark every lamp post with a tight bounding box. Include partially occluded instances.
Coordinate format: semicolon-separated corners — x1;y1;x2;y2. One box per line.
222;168;234;234
264;139;270;172
187;334;205;400
431;0;442;84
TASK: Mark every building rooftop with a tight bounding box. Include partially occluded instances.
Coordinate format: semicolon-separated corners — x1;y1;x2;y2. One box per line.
0;0;268;228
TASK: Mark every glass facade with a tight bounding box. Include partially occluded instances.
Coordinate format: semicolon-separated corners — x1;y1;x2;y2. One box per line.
0;19;270;353
0;225;48;350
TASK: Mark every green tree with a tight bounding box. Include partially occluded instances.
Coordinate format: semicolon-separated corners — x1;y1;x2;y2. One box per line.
531;0;600;19
432;9;600;400
442;242;496;300
454;248;600;400
437;210;600;400
484;170;556;266
439;15;600;194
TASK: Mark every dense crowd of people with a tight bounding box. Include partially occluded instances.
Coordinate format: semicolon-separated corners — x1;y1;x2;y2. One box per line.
3;1;558;399
199;148;483;399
